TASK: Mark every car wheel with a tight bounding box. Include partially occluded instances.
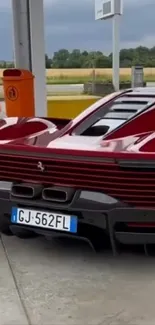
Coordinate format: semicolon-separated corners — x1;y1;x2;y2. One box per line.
0;213;13;236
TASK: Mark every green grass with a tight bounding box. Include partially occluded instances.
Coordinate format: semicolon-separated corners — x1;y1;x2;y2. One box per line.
0;74;155;85
46;74;155;84
46;75;155;84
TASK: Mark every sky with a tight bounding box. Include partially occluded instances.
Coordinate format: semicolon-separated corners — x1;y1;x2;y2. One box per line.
0;0;155;60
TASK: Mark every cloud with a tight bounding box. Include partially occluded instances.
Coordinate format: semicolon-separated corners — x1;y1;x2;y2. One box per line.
0;0;11;10
44;0;155;54
121;35;155;50
0;0;155;60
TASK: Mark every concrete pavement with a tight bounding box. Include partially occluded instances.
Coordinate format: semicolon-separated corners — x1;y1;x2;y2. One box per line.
1;234;155;325
146;82;155;87
0;236;29;325
0;84;84;96
46;84;84;94
0;82;154;97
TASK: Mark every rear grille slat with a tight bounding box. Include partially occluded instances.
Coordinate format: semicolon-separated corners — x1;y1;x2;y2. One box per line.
0;153;155;207
2;163;155;179
1;168;155;190
1;167;155;189
1;170;155;191
2;154;155;176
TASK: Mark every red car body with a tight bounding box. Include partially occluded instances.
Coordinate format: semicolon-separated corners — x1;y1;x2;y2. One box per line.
0;87;155;254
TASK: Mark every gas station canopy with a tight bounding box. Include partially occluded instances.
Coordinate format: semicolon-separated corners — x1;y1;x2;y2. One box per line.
11;0;46;116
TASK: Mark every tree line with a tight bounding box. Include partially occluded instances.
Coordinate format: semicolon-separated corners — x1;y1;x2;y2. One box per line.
1;46;155;69
46;47;155;68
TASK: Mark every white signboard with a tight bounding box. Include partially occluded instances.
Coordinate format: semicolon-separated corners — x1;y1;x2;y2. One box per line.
95;0;123;20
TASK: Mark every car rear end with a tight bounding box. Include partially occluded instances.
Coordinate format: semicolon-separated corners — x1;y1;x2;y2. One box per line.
0;150;111;248
1;147;155;254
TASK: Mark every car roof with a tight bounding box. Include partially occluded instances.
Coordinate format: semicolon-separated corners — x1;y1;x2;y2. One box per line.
130;87;155;97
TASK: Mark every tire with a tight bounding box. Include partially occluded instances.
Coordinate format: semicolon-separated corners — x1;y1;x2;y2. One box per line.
0;213;13;236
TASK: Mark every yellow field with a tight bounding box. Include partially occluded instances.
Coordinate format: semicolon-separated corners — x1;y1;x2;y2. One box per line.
0;68;155;78
45;68;155;77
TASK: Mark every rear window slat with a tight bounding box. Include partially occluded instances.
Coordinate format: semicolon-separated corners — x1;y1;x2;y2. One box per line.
110;103;146;111
104;112;133;119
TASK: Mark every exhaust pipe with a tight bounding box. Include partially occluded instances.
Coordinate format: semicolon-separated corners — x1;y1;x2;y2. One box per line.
11;183;43;199
42;186;74;203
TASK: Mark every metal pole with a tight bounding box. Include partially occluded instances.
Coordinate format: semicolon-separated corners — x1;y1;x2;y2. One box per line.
11;0;47;117
112;13;120;91
92;52;96;94
28;0;47;116
11;0;31;69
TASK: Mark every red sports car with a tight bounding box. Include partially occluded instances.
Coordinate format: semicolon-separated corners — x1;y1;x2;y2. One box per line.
0;87;155;255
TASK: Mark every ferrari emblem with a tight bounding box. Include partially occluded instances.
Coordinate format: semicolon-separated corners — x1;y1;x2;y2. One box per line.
37;161;45;172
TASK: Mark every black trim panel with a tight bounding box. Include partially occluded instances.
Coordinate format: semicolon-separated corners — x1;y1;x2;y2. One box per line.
1;187;155;255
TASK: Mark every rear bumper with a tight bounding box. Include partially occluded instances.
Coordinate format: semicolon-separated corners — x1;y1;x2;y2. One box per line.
1;185;155;253
0;182;12;214
107;208;155;254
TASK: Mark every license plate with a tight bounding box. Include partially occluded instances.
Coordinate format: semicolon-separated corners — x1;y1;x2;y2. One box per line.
11;207;77;233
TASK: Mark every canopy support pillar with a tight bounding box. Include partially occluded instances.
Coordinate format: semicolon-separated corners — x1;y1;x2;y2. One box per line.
11;0;47;116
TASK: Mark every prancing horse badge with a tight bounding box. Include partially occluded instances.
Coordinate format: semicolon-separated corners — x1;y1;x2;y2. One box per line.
37;161;45;172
